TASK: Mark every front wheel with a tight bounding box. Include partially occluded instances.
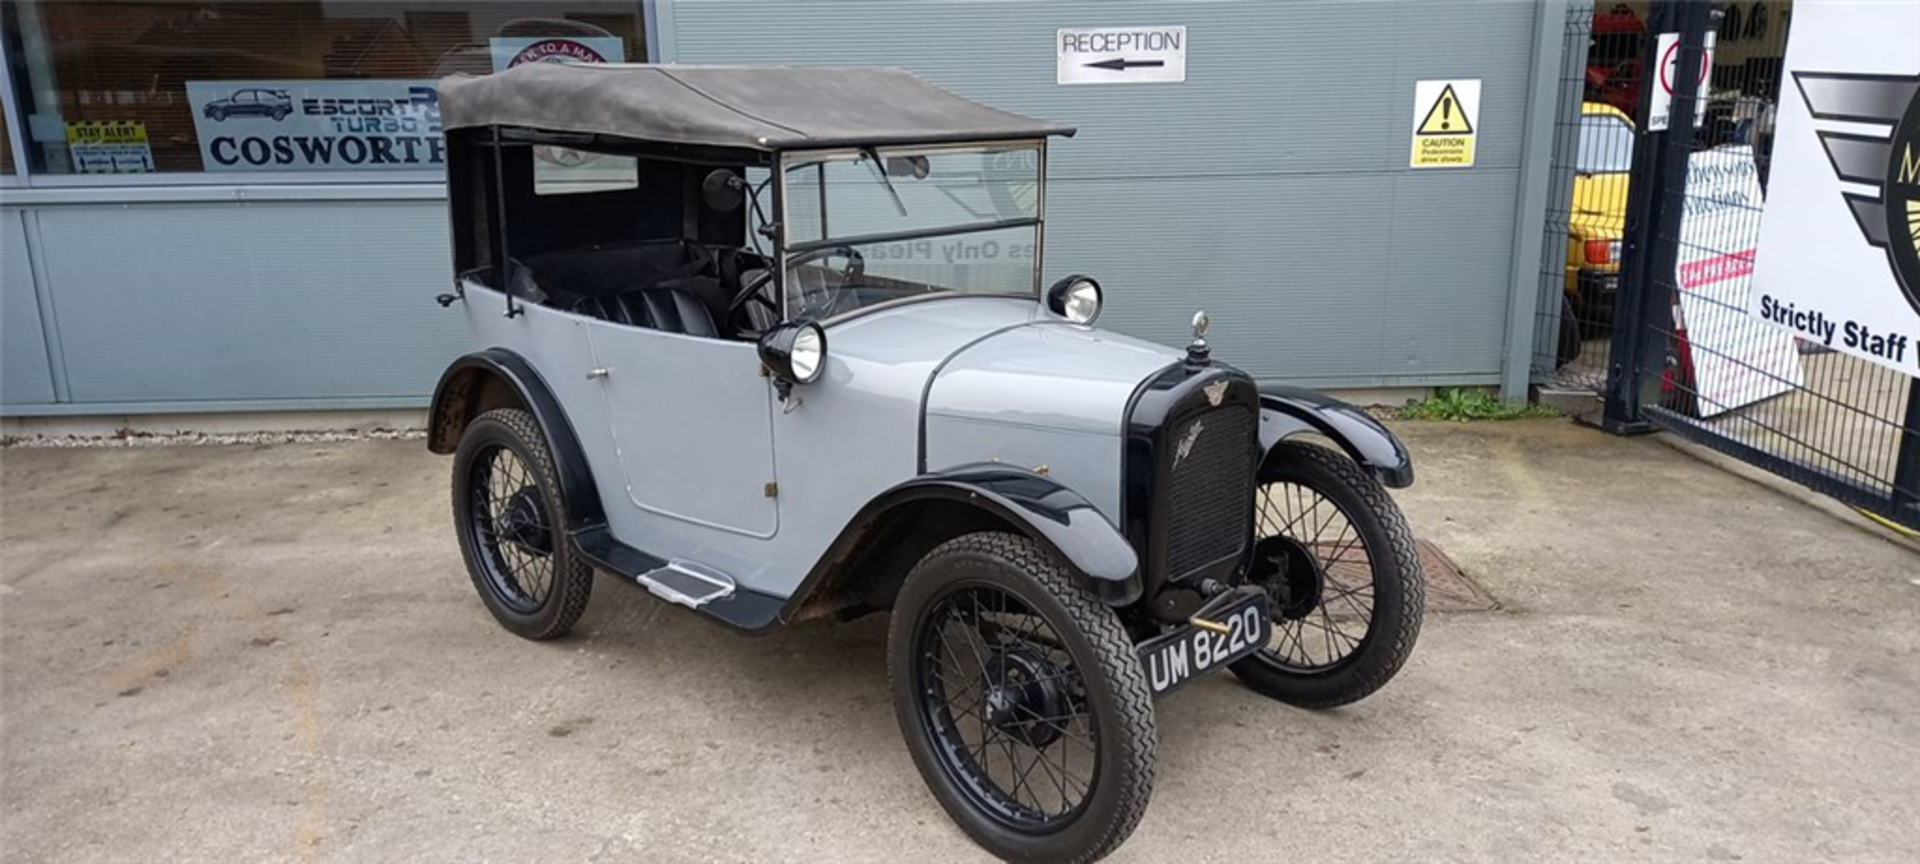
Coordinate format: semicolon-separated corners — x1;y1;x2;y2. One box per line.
1230;441;1425;708
888;533;1155;864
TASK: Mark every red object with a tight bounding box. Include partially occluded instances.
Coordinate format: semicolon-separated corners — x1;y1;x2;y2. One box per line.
1587;5;1647;119
1585;239;1614;265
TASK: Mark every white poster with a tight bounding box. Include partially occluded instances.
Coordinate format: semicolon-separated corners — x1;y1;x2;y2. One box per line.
186;80;441;172
1672;147;1803;417
1749;0;1920;379
1408;79;1481;168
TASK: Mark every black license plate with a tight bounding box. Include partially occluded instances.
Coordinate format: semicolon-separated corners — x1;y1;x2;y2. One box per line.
1136;592;1272;696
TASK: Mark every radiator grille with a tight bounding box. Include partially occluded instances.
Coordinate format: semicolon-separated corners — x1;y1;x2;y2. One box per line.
1164;405;1256;578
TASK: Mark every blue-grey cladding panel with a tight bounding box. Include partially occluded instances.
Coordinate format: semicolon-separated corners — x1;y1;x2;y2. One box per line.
34;200;464;404
668;0;1536;384
1;211;56;404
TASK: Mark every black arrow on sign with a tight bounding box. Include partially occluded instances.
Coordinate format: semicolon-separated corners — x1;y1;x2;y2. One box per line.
1084;58;1165;72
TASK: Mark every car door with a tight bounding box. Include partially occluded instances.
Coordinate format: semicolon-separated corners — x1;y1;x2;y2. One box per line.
583;323;779;538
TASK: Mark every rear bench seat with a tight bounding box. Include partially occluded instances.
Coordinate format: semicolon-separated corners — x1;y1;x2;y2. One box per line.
520;240;731;337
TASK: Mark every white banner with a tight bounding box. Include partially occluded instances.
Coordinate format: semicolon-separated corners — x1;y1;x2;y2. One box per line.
1675;147;1804;417
186;80;441;172
1748;0;1920;379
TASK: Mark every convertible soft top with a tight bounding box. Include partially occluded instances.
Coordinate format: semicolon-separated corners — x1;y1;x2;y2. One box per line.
438;63;1075;151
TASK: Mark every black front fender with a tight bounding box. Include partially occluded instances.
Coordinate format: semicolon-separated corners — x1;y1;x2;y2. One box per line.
1259;386;1414;488
426;349;607;531
781;467;1142;621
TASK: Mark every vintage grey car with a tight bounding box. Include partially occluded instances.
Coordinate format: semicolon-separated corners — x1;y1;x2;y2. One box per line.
428;63;1424;863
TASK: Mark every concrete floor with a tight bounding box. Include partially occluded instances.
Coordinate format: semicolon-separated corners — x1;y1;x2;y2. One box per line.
2;420;1916;863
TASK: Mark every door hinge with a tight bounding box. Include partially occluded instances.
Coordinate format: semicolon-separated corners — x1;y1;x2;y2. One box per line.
586;367;610;380
763;482;779;498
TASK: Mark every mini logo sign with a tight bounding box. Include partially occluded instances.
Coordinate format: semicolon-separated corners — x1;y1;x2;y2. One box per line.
1203;379;1229;407
1173;419;1205;470
1796;72;1920;315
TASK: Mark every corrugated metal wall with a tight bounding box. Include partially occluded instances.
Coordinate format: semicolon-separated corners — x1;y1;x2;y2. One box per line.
0;193;464;414
664;0;1540;386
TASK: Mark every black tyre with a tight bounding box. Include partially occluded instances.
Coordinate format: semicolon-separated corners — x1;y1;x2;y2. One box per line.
888;533;1155;864
1230;442;1424;708
451;408;593;640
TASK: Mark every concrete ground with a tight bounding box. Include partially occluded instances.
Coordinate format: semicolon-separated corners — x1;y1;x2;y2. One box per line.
2;419;1916;863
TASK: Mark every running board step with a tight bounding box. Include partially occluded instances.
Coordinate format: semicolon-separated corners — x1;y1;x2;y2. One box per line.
636;559;735;608
571;528;782;630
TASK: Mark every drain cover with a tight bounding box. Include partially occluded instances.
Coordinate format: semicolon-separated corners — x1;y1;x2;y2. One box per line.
1415;539;1498;612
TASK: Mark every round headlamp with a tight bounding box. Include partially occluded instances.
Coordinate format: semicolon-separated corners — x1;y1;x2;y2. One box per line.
1046;275;1103;325
758;320;828;385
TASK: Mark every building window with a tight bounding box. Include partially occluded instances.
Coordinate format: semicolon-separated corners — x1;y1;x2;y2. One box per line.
1;1;645;179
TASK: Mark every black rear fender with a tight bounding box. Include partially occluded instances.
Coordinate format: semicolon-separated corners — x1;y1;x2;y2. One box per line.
426;349;607;531
1260;386;1414;488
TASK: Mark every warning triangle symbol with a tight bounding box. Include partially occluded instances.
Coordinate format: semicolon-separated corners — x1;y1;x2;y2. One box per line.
1416;85;1473;135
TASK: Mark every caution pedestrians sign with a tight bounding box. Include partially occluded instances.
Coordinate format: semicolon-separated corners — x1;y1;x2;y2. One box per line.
1409;79;1480;168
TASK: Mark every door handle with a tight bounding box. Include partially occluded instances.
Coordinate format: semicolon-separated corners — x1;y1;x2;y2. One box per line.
586;367;610;380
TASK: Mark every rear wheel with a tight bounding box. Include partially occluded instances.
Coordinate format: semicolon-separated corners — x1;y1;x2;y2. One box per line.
888;533;1155;864
451;408;593;640
1230;442;1424;708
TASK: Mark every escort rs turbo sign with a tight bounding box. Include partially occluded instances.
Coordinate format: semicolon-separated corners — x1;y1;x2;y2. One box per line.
186;80;442;172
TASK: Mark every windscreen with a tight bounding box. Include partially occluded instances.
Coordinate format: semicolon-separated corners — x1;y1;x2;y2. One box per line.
780;143;1041;320
1577;113;1635;174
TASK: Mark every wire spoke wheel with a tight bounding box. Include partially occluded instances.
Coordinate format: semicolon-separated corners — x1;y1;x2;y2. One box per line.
1230;442;1423;709
916;583;1099;828
889;532;1154;862
450;408;594;641
1251;479;1377;671
465;443;557;614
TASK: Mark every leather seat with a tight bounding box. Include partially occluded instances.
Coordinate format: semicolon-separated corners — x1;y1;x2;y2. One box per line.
572;287;719;337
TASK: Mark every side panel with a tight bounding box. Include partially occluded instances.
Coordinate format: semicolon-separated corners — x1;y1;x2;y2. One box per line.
924;417;1124;521
583;322;779;538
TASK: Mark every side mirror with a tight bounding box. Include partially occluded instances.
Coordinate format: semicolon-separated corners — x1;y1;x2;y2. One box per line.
1045;275;1103;324
758;320;828;388
702;168;745;213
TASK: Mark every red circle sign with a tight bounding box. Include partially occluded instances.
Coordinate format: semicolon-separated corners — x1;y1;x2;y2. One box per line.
1658;38;1711;94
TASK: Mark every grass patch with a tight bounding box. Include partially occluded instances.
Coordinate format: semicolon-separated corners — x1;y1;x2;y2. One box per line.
1397;388;1562;422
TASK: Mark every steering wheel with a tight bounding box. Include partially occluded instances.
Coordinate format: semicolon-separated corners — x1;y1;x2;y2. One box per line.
728;246;864;319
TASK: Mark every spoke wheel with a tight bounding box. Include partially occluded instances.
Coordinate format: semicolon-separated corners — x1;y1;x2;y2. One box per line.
450;408;594;641
1250;480;1377;671
1230;442;1424;708
890;532;1154;863
466;445;556;614
916;584;1098;828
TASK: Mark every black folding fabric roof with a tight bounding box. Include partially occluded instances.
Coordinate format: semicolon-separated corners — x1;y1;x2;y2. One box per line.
438;63;1075;151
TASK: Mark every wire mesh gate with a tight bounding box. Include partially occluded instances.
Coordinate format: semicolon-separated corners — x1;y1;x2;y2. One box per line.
1533;0;1920;532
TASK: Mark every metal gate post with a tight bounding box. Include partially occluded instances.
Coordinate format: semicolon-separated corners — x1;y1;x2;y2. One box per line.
1500;0;1571;403
1601;0;1713;433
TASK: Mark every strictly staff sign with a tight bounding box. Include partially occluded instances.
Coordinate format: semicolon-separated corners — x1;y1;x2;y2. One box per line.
1749;0;1920;378
186;80;441;172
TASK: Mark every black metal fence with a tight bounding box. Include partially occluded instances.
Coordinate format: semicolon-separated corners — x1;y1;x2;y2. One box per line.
1535;0;1920;531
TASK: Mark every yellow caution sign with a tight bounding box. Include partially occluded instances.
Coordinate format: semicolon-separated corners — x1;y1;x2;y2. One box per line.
1410;79;1480;169
64;120;154;174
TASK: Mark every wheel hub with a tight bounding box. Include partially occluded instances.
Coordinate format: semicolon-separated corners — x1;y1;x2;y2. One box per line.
981;648;1068;748
498;487;552;555
1250;535;1324;620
